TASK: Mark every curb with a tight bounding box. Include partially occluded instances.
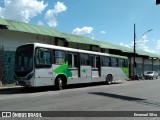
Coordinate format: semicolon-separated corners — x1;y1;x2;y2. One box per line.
0;81;2;87
0;85;22;90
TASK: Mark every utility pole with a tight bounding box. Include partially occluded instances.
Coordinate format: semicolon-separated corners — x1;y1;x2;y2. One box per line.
133;23;136;79
132;24;153;80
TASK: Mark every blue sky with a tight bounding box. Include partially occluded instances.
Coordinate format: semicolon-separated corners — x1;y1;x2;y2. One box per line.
0;0;160;53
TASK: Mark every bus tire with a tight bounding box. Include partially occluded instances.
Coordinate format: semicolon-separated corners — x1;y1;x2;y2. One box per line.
55;77;63;90
106;75;112;85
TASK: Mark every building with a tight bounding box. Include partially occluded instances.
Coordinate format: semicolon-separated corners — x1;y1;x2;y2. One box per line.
0;17;160;84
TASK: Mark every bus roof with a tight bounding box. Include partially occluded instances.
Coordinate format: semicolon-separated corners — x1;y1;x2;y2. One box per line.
109;54;128;59
25;43;128;59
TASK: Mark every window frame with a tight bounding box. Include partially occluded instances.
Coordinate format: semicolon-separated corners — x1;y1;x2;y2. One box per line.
124;59;128;67
101;56;110;67
54;50;66;65
111;57;119;67
91;55;100;69
67;52;79;69
80;53;90;66
35;47;52;68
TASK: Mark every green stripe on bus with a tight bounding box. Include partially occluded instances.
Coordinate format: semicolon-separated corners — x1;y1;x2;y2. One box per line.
54;62;72;78
121;67;129;77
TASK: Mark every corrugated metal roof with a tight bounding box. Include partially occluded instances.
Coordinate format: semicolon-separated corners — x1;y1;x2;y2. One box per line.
0;17;8;26
95;40;117;49
115;45;133;53
63;33;98;46
0;17;160;59
136;50;160;58
0;18;98;46
96;40;133;53
149;53;160;58
1;18;64;38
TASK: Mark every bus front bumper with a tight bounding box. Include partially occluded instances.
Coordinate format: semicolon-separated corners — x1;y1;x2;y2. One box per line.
17;80;31;87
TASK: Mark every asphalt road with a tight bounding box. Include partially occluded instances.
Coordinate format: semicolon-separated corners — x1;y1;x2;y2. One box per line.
0;79;160;120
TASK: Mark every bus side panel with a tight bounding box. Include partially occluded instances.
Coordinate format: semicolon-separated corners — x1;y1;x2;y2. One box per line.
119;67;129;81
92;70;99;77
101;67;128;82
67;77;89;84
68;69;79;79
52;64;61;78
101;67;112;81
80;66;92;83
91;76;104;82
67;66;91;84
34;67;53;87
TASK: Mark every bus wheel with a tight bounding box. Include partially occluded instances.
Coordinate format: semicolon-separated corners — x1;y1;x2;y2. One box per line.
55;77;63;90
106;75;112;85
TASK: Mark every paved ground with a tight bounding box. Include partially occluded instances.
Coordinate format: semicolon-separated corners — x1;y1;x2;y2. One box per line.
0;79;160;120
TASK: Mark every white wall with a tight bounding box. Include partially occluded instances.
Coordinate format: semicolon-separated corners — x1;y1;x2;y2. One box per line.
0;30;106;53
153;59;160;65
0;30;57;51
92;46;101;52
131;57;143;64
69;42;90;50
144;59;152;64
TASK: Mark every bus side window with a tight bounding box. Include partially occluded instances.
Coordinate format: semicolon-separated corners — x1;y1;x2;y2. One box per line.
111;57;119;67
109;57;111;67
125;59;128;67
91;55;95;68
95;56;99;69
119;59;122;67
74;54;78;68
68;53;72;68
35;48;52;67
122;59;125;67
54;50;65;65
81;54;89;66
117;58;119;67
91;55;99;69
102;56;110;67
111;58;114;67
68;53;78;68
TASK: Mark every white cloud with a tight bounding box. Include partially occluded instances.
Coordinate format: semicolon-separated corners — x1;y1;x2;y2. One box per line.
0;0;47;22
53;1;67;14
37;20;44;26
154;39;160;53
120;43;131;48
45;2;67;27
120;35;149;51
120;35;158;53
100;31;106;34
91;37;95;39
136;35;148;46
72;27;94;35
136;35;150;52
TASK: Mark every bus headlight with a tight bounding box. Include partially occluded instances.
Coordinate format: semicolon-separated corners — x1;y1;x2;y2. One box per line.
27;73;34;80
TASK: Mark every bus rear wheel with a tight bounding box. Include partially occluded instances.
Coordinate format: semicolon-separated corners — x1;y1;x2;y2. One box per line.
55;77;63;90
106;75;112;85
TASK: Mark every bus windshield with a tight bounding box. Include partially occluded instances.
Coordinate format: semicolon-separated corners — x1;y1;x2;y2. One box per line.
15;44;34;77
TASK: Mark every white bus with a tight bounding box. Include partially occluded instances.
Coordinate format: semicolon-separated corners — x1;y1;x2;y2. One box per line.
15;43;129;90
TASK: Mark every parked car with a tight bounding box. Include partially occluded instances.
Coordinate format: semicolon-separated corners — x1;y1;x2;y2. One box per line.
144;71;159;79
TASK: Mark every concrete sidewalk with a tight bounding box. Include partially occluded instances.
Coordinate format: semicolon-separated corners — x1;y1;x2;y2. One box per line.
0;84;22;90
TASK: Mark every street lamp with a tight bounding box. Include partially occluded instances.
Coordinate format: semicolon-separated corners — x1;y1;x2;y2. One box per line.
133;23;153;79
